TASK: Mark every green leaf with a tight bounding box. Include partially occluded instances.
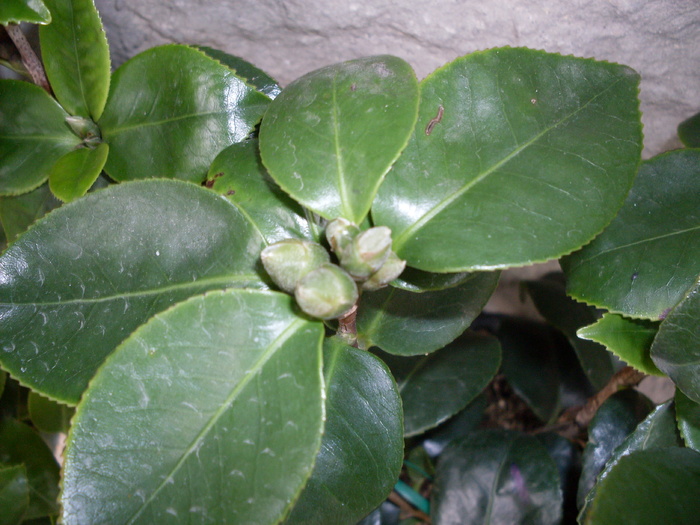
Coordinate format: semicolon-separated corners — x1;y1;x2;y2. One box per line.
285;338;403;524
0;80;82;195
432;429;562;525
0;180;267;404
0;184;60;244
259;55;420;224
99;44;270;183
206;140;316;244
577;313;662;375
535;432;580;524
675;390;700;451
562;149;700;320
390;266;473;293
651;277;700;403
48;142;108;202
586;448;700;525
0;0;51;25
373;48;642;272
0;419;59;519
62;289;325;524
28;391;74;433
194;46;281;99
39;0;110;120
678;112;700;148
421;394;488;457
523;275;615;390
356;271;499;355
378;331;500;437
576;389;652;509
0;464;29;525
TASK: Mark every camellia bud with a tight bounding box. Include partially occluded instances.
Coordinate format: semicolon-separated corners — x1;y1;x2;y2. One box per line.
295;263;358;320
362;251;407;291
325;218;360;254
260;239;329;293
65;116;101;143
340;226;393;280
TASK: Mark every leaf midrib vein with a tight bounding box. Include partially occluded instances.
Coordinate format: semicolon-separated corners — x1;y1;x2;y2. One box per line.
102;110;228;136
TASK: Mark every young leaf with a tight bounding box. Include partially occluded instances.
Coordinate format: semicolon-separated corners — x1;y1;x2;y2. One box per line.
0;180;267;404
675;390;700;452
432;429;562;525
0;464;29;525
0;80;82;195
62;290;325;525
356;271;499;355
48;142;108;202
39;0;111;120
27;391;74;433
0;184;61;244
259;55;420;224
0;0;51;25
562;149;700;320
99;44;270;183
285;338;403;524
577;313;662;375
373;48;642;272
390;266;474;293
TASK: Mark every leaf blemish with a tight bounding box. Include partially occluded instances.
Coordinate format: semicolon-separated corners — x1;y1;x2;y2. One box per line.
425;104;444;135
226;190;236;195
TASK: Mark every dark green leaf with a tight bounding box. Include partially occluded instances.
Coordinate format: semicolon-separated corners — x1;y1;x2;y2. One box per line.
356;271;499;355
678;112;700;148
259;55;420;224
586;448;700;525
99;44;270;183
432;429;562;525
0;418;59;519
536;433;580;525
194;46;281;99
390;266;473;293
206;140;316;244
577;313;662;375
379;331;500;436
523;275;614;390
562;149;700;320
675;390;700;451
27;391;74;433
62;289;325;524
39;0;110;120
0;80;82;195
651;277;700;403
285;338;403;524
420;393;488;457
0;184;60;244
576;389;652;509
48;142;108;202
0;0;51;25
0;180;267;404
0;464;28;525
373;48;642;272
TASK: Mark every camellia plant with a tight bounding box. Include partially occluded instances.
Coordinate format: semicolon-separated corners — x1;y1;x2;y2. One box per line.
1;0;699;523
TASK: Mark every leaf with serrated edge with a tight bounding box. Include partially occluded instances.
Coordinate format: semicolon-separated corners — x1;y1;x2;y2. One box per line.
0;0;51;24
49;143;109;202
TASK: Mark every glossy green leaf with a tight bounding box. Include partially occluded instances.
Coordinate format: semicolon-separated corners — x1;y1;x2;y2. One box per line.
421;394;488;458
285;338;403;524
0;180;267;404
39;0;110;120
62;289;324;524
536;433;580;524
373;48;642;272
577;313;662;375
206;140;316;243
562;149;700;320
432;429;562;525
0;184;60;244
0;0;50;24
586;448;700;525
523;275;614;390
194;46;281;99
576;389;652;509
259;55;420;224
356;271;499;355
0;464;28;525
48;142;108;202
378;331;500;436
0;80;82;195
99;44;270;183
675;390;700;451
678;112;700;147
390;266;473;293
28;391;74;433
651;277;700;403
0;419;59;519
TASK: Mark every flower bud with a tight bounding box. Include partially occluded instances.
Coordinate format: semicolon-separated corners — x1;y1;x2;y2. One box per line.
261;239;329;293
362;251;407;291
325;218;360;254
295;263;358;320
341;226;393;280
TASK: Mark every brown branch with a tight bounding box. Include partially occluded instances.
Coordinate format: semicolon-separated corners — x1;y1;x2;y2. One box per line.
388;491;432;524
5;24;51;93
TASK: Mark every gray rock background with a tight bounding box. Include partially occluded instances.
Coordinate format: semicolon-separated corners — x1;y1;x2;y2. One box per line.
94;0;699;157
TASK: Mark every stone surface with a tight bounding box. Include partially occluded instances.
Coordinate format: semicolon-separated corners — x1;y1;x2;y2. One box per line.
94;0;699;156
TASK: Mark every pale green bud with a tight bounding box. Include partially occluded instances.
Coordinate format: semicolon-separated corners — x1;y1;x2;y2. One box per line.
362;251;407;291
65;116;101;143
325;217;360;254
341;226;393;280
295;263;358;320
260;239;329;293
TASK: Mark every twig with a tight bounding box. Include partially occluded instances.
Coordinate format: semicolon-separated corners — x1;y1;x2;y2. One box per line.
337;303;358;347
388;491;432;523
5;24;51;93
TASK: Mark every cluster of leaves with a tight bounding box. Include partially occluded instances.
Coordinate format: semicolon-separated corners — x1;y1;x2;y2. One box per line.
0;0;699;523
